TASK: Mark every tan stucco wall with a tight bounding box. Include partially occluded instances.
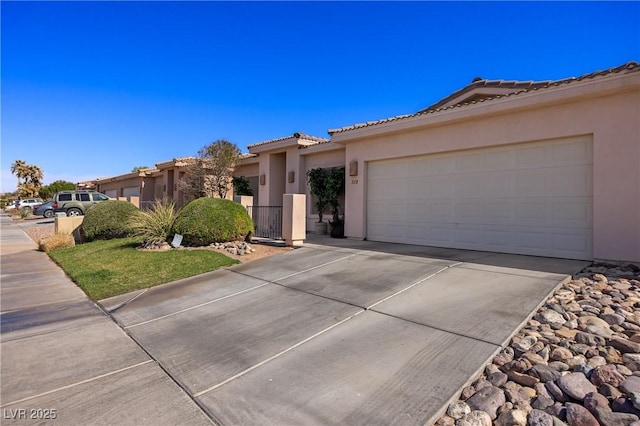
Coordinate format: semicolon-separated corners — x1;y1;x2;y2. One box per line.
339;83;640;262
234;163;259;177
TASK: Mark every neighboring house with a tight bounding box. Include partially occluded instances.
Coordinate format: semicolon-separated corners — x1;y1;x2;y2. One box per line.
94;157;196;209
87;61;639;262
233;132;345;230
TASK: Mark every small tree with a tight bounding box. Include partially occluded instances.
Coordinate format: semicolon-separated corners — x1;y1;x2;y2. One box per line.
178;139;240;199
39;180;76;200
131;166;150;172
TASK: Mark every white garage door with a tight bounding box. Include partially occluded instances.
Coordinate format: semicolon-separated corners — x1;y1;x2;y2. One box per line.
104;190;118;198
366;136;593;259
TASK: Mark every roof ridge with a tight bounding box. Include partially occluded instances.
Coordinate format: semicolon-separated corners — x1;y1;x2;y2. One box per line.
248;132;329;148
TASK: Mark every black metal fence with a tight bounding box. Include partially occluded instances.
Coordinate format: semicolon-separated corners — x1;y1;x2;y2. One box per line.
246;206;283;240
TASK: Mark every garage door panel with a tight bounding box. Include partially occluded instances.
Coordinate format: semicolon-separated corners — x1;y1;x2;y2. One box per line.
455;153;482;171
554;139;592;164
367;137;593;259
554;201;591;223
552;165;592;196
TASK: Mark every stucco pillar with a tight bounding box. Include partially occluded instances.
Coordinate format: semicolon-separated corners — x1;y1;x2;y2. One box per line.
234;195;254;207
282;194;306;247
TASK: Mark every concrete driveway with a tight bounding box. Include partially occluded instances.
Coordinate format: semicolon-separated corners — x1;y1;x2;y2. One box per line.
100;237;588;425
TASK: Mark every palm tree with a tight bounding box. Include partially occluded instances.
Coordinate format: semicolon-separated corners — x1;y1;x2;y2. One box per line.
11;160;44;197
10;160;27;188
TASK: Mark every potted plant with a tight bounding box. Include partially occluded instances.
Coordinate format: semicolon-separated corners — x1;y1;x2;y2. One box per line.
306;167;345;237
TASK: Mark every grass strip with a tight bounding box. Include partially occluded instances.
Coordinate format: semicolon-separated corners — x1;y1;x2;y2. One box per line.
48;237;238;301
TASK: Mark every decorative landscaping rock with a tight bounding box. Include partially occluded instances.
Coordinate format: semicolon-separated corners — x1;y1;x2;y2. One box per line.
455;410;492;426
209;241;255;256
557;373;597;401
565;403;599;426
433;262;640;426
466;386;505;420
447;401;471;419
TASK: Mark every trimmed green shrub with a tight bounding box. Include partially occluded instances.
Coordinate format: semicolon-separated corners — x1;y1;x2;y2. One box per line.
172;198;253;246
82;200;138;241
128;200;180;246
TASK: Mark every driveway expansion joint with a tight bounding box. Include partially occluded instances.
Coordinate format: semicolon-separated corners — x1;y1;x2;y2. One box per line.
0;360;154;408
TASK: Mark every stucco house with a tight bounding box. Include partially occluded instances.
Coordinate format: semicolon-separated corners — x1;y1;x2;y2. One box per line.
90;61;639;262
95;157;196;209
327;61;639;262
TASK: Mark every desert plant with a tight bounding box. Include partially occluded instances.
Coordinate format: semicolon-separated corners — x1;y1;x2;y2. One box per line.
39;233;75;253
172;197;253;246
82;200;138;241
18;206;32;219
128;199;180;246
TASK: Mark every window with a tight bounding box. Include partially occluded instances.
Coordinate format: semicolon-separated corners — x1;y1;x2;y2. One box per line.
59;194;72;201
77;193;90;201
92;193;109;201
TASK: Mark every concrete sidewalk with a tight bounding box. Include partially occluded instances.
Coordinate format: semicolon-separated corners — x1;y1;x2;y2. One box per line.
0;215;212;425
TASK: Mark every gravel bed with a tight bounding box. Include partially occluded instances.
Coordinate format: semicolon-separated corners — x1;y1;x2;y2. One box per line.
435;263;640;426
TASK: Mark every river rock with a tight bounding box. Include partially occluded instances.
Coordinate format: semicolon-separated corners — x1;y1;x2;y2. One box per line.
495;409;527;426
447;401;471;419
536;310;566;328
466;386;505;420
620;375;640;395
590;364;626;387
582;391;611;415
595;409;640;426
610;337;640;354
565;403;599;426
557;373;597;401
530;364;562;382
527;409;555;426
455;410;492;426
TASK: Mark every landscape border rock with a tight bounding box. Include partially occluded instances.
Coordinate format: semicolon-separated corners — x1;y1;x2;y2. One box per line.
434;262;640;426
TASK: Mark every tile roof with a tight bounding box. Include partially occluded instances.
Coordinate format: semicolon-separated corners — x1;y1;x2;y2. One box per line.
248;132;329;148
328;61;640;135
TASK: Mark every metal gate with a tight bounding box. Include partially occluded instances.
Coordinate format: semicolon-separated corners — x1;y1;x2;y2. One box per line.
246;206;283;239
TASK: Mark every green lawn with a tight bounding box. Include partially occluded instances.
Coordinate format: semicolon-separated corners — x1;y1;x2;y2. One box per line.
48;237;239;301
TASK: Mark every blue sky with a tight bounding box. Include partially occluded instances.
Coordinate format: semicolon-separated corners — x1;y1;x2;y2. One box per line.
2;1;638;193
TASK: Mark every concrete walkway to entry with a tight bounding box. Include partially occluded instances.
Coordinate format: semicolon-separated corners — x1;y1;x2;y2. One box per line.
0;215;212;425
100;233;589;425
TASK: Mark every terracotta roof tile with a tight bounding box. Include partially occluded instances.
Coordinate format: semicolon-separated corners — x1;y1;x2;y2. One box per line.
328;61;640;135
248;132;329;148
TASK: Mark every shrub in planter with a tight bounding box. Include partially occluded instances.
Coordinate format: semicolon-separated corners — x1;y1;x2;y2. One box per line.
128;200;180;247
172;197;253;246
82;200;138;241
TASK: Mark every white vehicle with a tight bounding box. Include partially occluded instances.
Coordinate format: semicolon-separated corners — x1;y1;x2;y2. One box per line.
4;198;44;212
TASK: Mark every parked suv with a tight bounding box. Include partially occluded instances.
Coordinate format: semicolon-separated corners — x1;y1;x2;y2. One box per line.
53;191;111;216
